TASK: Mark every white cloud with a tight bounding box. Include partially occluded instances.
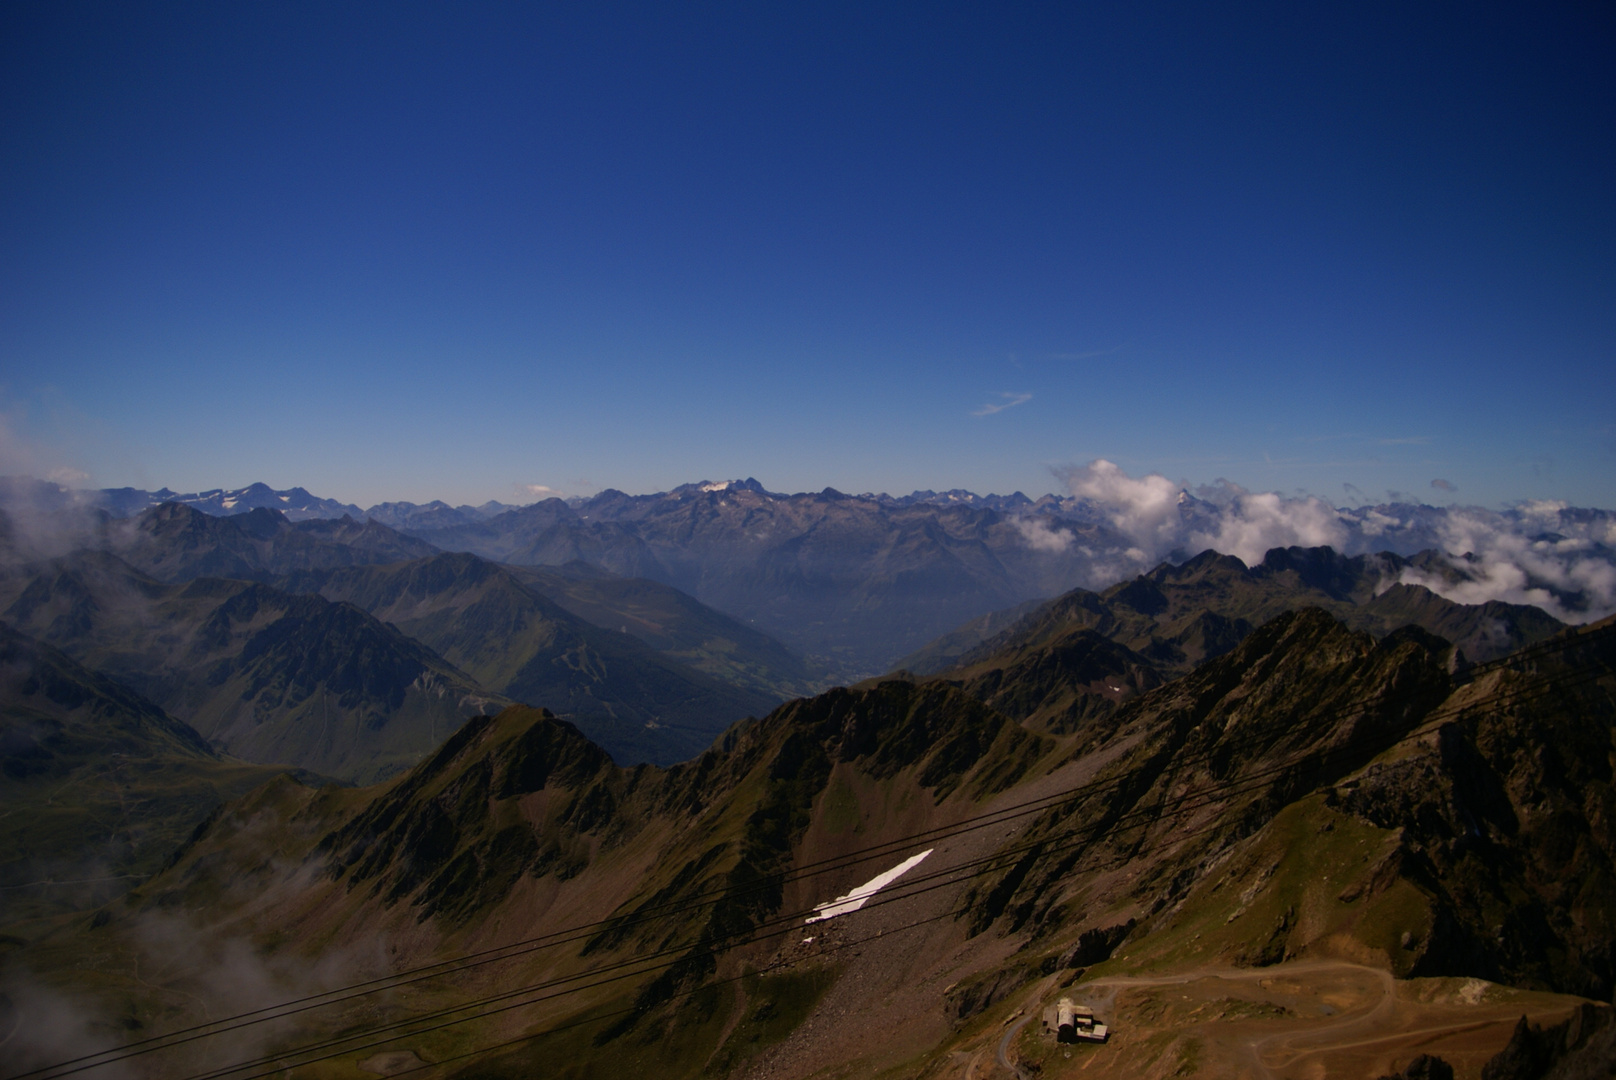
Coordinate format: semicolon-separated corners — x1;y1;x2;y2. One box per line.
1012;515;1074;553
1055;459;1348;566
1198;488;1349;565
972;392;1032;416
1060;458;1183;552
1398;508;1616;623
1049;459;1616;624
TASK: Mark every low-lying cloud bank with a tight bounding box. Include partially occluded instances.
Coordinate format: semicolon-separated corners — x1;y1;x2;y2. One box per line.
1049;460;1616;624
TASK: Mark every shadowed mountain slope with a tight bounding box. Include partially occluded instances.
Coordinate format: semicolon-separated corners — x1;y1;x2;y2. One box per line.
274;553;790;765
0;551;498;782
0;622;304;922
39;680;1048;1076
920;629;1170;735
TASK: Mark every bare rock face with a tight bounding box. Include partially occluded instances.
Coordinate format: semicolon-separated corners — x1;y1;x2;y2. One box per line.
1482;1004;1616;1080
1328;622;1616;998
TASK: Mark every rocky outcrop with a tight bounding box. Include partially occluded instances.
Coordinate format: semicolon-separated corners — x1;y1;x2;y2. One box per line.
1481;1004;1615;1080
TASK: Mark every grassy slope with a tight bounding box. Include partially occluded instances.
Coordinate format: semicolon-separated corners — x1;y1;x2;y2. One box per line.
958;613;1616;999
14;682;1053;1078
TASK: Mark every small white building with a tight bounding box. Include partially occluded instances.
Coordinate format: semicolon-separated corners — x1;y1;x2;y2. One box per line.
1044;997;1109;1043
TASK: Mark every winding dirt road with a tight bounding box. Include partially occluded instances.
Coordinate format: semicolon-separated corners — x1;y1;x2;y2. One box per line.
1071;961;1395;1079
995;1012;1035;1079
1044;959;1568;1079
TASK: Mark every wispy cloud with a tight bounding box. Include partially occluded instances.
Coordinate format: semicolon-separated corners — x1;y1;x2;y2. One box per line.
1012;514;1074;553
1430;478;1457;492
972;392;1032;417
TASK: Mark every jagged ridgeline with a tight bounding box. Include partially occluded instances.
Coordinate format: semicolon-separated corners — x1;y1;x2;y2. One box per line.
31;607;1613;1078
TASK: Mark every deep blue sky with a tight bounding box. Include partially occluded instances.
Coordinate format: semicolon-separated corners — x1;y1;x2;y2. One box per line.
2;2;1612;507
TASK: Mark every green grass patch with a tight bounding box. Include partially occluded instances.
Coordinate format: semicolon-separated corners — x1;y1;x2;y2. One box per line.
1085;793;1431;977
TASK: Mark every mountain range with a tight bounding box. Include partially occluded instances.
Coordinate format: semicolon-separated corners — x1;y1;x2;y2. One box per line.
43;476;1616;681
904;543;1557;679
95;481;522;525
273;552;801;766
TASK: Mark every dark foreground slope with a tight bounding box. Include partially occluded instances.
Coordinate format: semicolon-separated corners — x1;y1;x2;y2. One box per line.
0;623;302;922
960;610;1616;998
9;609;1611;1078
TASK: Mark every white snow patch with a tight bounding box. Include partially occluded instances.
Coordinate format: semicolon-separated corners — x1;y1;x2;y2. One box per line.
805;849;932;923
700;481;733;492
